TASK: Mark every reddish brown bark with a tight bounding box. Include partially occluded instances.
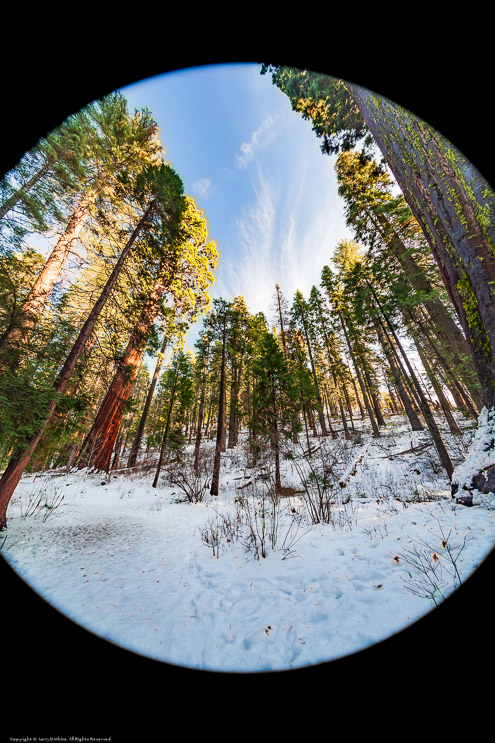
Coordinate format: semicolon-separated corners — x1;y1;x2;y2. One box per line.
0;203;156;528
77;274;171;473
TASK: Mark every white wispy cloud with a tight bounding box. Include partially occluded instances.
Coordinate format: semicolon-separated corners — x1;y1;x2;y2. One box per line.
215;163;353;324
191;176;212;199
235;115;278;170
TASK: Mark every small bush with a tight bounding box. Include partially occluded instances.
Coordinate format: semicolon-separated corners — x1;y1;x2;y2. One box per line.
18;483;65;522
166;450;212;503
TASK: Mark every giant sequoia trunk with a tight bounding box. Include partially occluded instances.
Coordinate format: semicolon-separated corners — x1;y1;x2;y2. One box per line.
0;203;156;528
77;274;170;473
347;83;495;408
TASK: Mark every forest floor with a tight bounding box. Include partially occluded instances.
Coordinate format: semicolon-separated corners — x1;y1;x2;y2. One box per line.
2;413;495;673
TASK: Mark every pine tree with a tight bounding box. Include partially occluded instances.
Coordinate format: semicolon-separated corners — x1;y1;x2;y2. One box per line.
290;290;328;437
0;93;162;373
334;148;480;409
152;350;194;488
250;330;302;492
0;163;187;528
77;195;217;474
262;64;495;409
210;299;230;496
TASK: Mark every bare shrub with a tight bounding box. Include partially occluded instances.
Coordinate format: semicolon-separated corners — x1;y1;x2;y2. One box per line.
18;484;65;522
199;505;246;558
199;479;283;560
398;519;470;605
166;449;212;503
235;481;280;559
290;441;346;524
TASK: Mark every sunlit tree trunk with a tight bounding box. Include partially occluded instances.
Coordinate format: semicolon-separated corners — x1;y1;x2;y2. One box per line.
77;273;169;473
0;203;156;528
0;187;98;372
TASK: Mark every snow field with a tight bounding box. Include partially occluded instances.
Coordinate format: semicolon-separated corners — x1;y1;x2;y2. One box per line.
2;414;495;672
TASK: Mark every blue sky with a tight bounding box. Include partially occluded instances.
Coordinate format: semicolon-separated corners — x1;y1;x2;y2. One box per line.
120;63;355;347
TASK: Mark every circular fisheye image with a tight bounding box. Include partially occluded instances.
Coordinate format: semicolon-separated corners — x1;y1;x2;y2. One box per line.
1;62;494;674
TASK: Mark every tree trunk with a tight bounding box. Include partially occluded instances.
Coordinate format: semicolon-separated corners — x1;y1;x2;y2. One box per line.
210;318;227;496
300;310;328;437
0;158;54;221
193;338;211;472
271;380;282;493
372;314;423;431
373;211;476;381
338;310;380;437
127;334;168;468
152;377;178;488
0;202;156;528
412;307;479;420
227;358;238;448
0;187;99;372
348;83;495;408
416;342;461;435
275;283;288;358
363;367;386;426
367;282;454;478
77;271;168;473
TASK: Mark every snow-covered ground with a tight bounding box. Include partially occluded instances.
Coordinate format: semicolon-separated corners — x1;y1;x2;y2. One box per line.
2;413;495;673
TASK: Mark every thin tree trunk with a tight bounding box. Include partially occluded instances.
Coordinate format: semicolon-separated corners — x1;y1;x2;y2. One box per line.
275;283;288;358
193;337;211;472
373;314;423;431
0;158;54;221
323;389;338;438
338;310;380;437
363;367;386;426
152;377;178;488
367;281;454;478
210;318;227;496
271;380;282;493
413;307;479;420
127;334;168;468
227;358;238;448
300;310;328;437
416;343;461;434
342;380;356;432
